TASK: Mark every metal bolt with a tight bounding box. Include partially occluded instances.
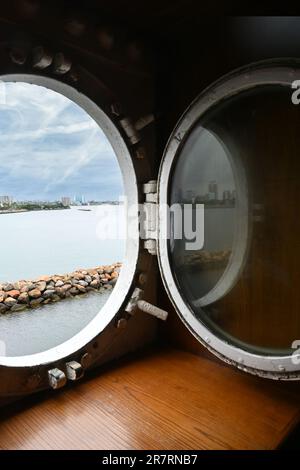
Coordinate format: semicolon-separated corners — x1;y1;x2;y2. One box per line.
119;117;141;145
53;53;72;75
48;368;66;390
116;318;127;329
32;46;53;69
65;361;84;381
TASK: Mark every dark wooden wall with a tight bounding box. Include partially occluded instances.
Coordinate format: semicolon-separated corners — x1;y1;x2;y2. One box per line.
155;16;300;355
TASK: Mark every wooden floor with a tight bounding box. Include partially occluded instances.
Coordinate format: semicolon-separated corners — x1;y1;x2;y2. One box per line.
1;348;300;450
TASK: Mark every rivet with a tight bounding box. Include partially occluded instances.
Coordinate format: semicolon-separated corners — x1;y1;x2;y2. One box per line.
135;146;146;160
81;352;92;369
238;357;244;364
205;336;210;344
117;318;127;329
138;272;147;285
278;365;286;372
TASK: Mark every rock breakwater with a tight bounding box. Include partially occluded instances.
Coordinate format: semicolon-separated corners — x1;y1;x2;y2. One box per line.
0;263;121;314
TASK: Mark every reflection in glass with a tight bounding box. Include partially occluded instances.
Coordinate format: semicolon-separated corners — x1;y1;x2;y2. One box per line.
171;127;236;302
0;82;125;356
170;85;300;355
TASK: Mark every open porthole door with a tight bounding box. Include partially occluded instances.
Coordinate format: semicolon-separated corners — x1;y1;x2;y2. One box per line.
156;60;300;380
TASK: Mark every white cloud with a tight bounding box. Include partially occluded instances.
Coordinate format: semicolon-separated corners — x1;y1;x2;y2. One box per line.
0;81;123;200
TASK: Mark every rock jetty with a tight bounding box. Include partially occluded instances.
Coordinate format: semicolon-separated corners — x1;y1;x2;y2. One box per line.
181;250;231;269
0;263;121;314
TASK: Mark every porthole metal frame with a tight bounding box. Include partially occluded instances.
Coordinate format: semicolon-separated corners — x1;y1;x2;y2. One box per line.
157;61;300;379
0;74;140;378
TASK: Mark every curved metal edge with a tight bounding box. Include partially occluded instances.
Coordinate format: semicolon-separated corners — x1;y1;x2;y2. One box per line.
0;74;140;370
157;60;300;379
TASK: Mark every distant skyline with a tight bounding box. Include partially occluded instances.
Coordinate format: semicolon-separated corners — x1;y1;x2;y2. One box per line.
0;82;124;201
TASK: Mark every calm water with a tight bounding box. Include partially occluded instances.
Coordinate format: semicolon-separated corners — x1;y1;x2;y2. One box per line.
0;205;235;357
0;205;125;282
0;290;111;356
172;207;236;303
0;205;125;357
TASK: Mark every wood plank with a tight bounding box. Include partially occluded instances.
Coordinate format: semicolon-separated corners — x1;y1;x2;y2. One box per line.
0;348;300;450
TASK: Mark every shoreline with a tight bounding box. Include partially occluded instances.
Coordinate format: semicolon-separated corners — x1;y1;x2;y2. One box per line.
0;207;70;215
0;262;121;314
0;203;122;215
0;209;28;215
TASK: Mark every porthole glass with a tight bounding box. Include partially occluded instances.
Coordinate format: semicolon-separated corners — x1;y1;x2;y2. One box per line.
0;77;135;360
169;82;300;356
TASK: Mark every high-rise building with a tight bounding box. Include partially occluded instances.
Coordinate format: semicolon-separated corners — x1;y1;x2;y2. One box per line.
208;181;218;200
0;196;13;207
74;195;85;205
223;190;231;201
61;197;71;207
185;190;196;203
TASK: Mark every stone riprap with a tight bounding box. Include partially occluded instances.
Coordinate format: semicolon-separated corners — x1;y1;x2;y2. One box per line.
0;263;121;314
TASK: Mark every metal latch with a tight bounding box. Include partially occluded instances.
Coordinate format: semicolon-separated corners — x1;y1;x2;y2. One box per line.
125;287;168;321
142;180;158;255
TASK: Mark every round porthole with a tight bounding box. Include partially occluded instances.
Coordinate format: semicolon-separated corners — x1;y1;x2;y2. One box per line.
0;74;139;370
158;61;300;378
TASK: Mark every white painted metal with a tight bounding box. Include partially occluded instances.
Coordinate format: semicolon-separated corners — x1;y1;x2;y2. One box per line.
157;61;300;379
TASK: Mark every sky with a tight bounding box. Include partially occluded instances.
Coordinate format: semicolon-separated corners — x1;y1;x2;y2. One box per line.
0;82;124;202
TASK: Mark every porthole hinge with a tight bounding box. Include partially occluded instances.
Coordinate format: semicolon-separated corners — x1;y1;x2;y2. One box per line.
142;180;158;256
